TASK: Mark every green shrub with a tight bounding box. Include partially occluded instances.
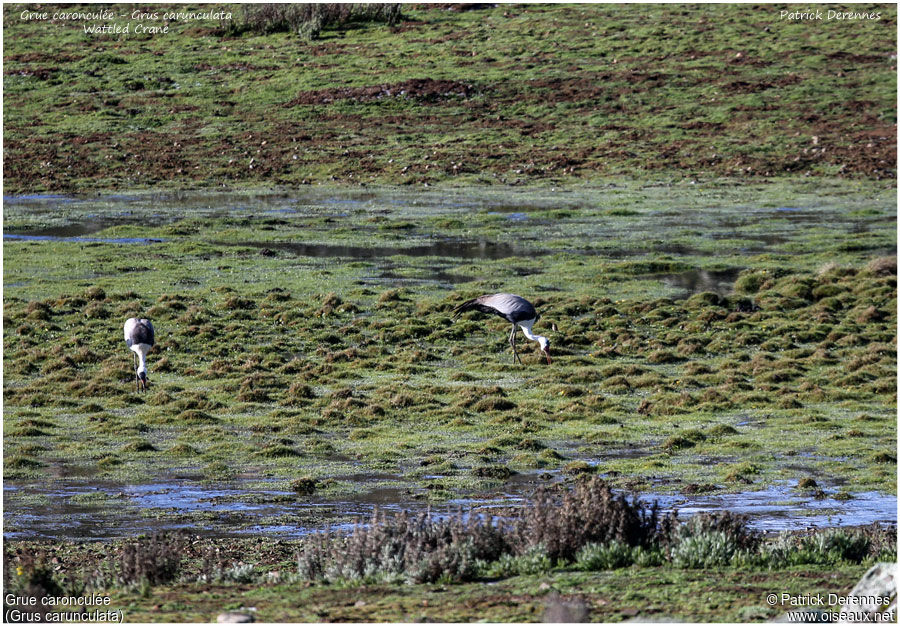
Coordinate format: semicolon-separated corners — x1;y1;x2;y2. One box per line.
633;545;665;566
481;546;553;577
670;531;739;568
575;540;635;570
667;511;757;567
811;530;870;563
753;529;872;568
196;561;260;584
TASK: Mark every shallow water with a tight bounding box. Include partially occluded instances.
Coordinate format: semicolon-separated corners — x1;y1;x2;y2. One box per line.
12;222;122;238
377;265;476;285
4;474;894;540
4;233;165;245
649;483;897;532
2;191;772;296
5;189;892;264
227;239;537;260
652;268;743;298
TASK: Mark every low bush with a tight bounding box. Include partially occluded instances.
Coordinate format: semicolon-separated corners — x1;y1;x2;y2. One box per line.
295;477;670;582
665;511;758;568
754;529;873;567
480;546;553;578
197;562;258;584
575;540;636;570
115;533;184;587
296;507;506;584
670;530;742;568
508;477;672;561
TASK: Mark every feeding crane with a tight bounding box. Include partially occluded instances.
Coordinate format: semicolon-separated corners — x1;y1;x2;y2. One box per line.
124;317;155;391
451;293;551;365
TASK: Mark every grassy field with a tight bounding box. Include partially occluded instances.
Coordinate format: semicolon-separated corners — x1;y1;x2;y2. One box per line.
3;3;897;623
2;3;896;191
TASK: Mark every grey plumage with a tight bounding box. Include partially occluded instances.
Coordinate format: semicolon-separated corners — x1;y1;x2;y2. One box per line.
452;293;538;324
124;318;155;348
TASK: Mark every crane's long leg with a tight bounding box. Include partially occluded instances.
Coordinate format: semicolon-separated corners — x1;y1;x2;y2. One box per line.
509;324;521;365
133;352;138;391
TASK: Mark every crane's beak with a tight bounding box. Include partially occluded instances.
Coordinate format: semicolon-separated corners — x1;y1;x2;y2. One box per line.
543;349;552;365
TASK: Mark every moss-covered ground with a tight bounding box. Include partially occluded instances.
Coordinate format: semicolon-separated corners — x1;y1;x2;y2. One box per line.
4;183;896;525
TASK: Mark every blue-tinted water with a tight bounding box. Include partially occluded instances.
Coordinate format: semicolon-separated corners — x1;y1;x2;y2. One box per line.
4;477;894;540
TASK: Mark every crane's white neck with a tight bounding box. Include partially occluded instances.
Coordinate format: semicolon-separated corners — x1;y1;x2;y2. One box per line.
131;344;150;374
518;321;545;343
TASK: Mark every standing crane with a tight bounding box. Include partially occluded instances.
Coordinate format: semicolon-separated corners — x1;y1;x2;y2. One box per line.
124;318;155;391
451;293;551;364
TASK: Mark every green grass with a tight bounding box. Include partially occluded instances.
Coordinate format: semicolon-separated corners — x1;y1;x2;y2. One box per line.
79;566;885;622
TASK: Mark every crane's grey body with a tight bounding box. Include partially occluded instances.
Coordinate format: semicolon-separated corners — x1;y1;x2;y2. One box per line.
452;293;551;365
453;293;538;325
124;318;155;391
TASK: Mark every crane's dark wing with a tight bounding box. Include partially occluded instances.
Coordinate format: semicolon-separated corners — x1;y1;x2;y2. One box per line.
451;293;537;323
126;318;155;347
138;319;155;346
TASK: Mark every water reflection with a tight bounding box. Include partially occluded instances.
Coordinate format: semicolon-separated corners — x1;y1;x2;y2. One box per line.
5;234;164;244
227;239;536;260
4;477;894;540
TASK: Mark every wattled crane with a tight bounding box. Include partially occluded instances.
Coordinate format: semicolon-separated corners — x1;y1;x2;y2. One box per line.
451;293;551;365
124;318;155;391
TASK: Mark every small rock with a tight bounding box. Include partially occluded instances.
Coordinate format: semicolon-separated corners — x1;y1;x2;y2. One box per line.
217;612;254;623
544;594;590;623
839;562;897;623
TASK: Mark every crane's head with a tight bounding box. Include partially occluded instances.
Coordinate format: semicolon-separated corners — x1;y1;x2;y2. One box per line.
537;336;552;364
137;368;149;392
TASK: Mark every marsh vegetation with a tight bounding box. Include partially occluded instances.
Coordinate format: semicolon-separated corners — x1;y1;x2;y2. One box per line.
5;478;895;621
